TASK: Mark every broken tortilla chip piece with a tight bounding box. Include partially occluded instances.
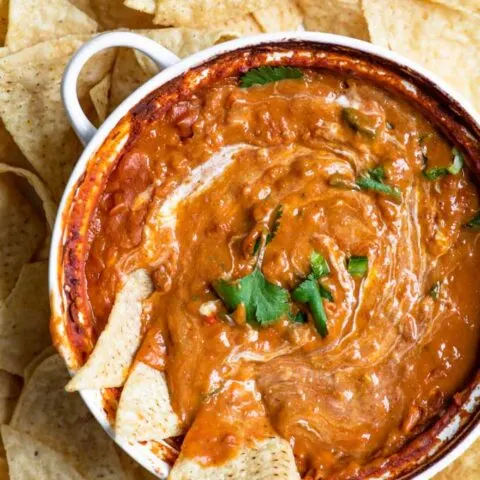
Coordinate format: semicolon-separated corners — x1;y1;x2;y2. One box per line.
0;261;51;376
152;0;275;28
2;425;87;480
116;361;182;443
299;0;369;40
0;176;45;299
169;437;300;480
362;0;480;113
66;269;153;391
90;73;112;124
124;0;155;15
426;0;480;15
0;35;115;199
5;0;98;52
11;354;126;479
87;0;155;29
253;0;303;32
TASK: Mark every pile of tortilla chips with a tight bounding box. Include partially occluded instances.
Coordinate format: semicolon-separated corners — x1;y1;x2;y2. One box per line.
0;0;478;478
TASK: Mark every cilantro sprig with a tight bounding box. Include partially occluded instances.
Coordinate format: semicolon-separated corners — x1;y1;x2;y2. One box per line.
423;147;464;180
240;66;303;88
356;165;401;202
291;252;332;338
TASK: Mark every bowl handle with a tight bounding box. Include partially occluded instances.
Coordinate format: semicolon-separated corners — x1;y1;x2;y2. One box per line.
61;31;181;146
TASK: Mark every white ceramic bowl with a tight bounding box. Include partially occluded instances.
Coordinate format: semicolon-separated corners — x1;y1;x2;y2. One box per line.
51;31;480;479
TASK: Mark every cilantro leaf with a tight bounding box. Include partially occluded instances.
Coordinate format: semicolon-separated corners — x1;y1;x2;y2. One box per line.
292;277;328;337
289;311;308;324
311;251;330;278
465;212;480;230
240;66;303;88
423;146;464;180
213;268;289;326
266;204;283;244
347;256;368;277
356;167;401;202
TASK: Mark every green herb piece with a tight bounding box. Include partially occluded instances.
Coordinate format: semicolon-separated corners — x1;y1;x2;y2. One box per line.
428;281;441;300
464;212;480;230
213;268;289;327
266;204;283;244
356;174;401;201
347;256;368;277
342;108;377;138
252;236;262;256
289;311;308;324
292;276;328;337
318;283;334;302
369;166;385;182
240;66;303;88
423;146;464;180
311;251;330;278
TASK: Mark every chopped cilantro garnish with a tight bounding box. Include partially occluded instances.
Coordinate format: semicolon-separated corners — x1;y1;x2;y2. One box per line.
428;281;441;300
356;167;401;202
423;147;464;180
318;283;334;302
240;66;303;88
347;256;368;277
310;251;330;278
464;212;480;230
289;311;308;324
213;269;289;327
266;204;283;245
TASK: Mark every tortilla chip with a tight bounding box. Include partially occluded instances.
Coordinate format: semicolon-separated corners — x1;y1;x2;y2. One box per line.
362;0;480;112
0;35;116;199
0;121;30;169
3;425;86;480
220;14;263;35
66;269;153;391
0;261;51;376
0;0;7;46
152;0;274;28
436;438;480;479
0;457;7;480
5;0;98;52
23;346;57;382
88;0;155;29
0;177;45;299
90;73;111;124
11;354;126;479
0;164;57;227
124;0;155;15
170;437;299;479
116;361;182;443
253;0;303;32
426;0;480;14
298;0;369;40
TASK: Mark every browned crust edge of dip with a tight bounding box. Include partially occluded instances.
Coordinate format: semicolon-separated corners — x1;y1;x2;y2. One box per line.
52;42;480;479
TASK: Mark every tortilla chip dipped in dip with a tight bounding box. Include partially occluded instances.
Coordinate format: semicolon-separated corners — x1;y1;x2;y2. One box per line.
55;41;480;480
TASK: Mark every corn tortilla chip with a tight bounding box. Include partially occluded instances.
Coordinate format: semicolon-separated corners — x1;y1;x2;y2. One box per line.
23;346;57;382
253;0;303;32
117;447;159;480
436;438;480;479
152;0;275;28
0;456;7;479
11;354;127;479
0;261;51;376
0;121;30;169
3;425;87;480
89;0;155;29
426;0;480;14
0;177;45;299
116;361;182;443
298;0;369;40
124;0;155;15
362;0;480;113
90;73;111;124
0;35;116;199
66;269;153;391
0;164;57;227
5;0;98;52
219;14;262;35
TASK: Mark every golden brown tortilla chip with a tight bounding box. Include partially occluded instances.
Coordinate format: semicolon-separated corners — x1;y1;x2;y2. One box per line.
0;35;116;199
436;438;480;479
0;121;30;169
426;0;480;14
11;354;126;479
0;261;51;376
362;0;480;112
90;73;112;124
298;0;369;40
66;269;153;391
0;456;8;479
253;0;303;32
116;361;182;443
152;0;274;28
219;14;262;35
2;425;87;480
124;0;155;15
0;0;7;46
5;0;98;51
23;346;57;382
0;177;45;299
89;0;155;29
